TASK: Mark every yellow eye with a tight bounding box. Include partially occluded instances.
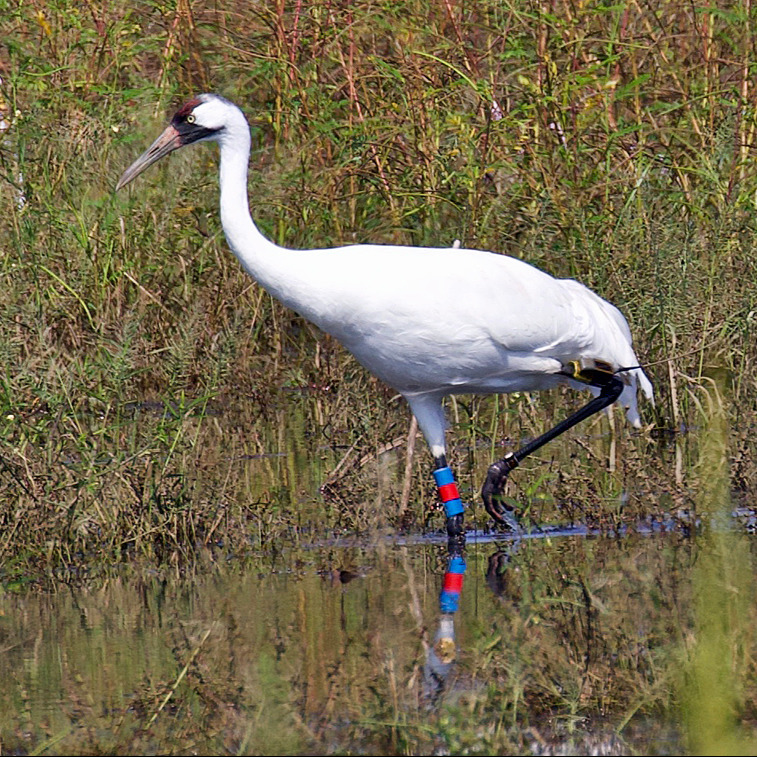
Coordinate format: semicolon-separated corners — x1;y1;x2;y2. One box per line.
186;114;195;124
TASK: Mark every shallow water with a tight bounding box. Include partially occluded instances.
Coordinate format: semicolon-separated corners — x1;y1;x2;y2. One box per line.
1;525;730;755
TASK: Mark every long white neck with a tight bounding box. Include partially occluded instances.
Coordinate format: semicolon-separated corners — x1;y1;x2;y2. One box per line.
215;117;299;303
212;105;349;337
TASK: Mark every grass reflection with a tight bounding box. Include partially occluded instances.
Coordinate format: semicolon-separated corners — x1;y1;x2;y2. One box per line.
3;529;754;754
678;379;757;756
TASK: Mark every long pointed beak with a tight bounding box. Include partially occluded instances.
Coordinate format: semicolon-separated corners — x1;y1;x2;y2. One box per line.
116;125;182;191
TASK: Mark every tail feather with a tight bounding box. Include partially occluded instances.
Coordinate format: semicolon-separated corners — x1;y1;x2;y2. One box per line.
619;365;654;428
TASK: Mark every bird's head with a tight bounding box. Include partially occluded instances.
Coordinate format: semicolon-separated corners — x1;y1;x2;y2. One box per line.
116;93;238;190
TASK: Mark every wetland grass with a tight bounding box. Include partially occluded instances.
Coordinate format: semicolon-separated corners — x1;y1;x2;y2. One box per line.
2;0;757;576
1;0;757;751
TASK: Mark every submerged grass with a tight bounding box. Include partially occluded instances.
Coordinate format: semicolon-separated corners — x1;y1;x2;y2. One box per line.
0;535;718;755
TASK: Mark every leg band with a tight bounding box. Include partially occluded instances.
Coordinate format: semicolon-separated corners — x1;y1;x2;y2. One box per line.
433;466;465;518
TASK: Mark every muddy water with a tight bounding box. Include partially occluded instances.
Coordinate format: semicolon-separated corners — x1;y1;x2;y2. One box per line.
2;525;736;755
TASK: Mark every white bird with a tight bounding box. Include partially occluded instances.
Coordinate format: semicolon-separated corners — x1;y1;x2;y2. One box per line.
117;93;653;541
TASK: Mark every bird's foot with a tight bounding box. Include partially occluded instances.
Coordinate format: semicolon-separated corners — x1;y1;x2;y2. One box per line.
481;457;521;532
445;513;466;553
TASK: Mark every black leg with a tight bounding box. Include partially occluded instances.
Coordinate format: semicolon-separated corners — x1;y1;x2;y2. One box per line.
482;363;625;529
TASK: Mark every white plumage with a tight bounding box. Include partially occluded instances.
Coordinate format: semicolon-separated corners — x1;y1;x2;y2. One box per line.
117;93;653;535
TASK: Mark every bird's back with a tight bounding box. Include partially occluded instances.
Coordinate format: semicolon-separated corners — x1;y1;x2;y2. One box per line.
271;243;652;424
